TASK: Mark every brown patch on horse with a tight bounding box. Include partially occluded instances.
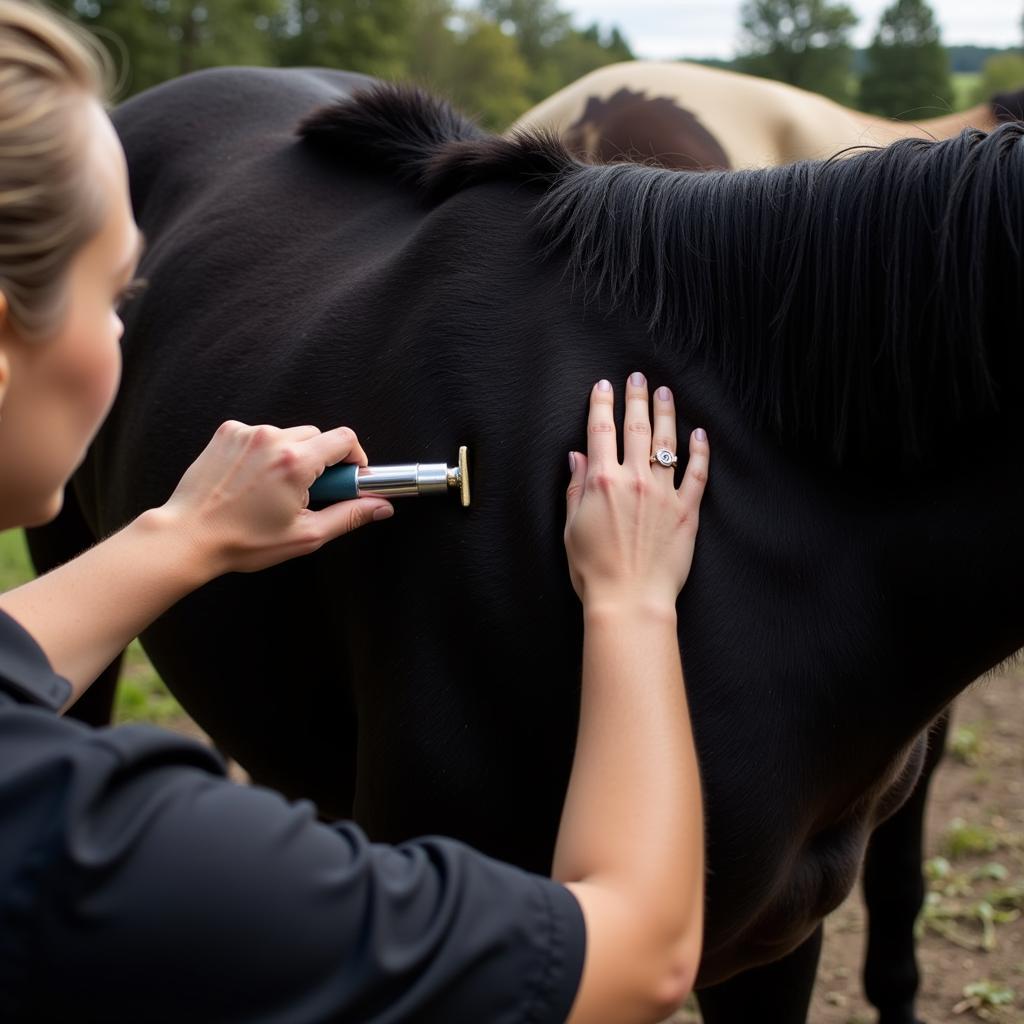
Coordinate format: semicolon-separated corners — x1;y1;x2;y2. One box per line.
564;87;731;171
992;89;1024;124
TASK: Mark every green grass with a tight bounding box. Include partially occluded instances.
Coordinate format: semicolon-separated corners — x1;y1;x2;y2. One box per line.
953;72;982;111
0;529;33;590
945;818;1004;859
920;853;1024;954
951;722;986;765
115;641;182;724
953;979;1017;1017
0;527;183;724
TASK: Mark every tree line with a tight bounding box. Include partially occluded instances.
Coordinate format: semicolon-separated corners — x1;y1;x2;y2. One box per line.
54;0;631;129
735;0;1024;116
56;0;1024;128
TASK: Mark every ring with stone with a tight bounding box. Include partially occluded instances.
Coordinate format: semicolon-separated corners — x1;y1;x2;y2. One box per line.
650;448;678;468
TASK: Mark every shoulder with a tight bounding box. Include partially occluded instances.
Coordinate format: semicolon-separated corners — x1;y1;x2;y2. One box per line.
2;747;584;1022
0;607;71;710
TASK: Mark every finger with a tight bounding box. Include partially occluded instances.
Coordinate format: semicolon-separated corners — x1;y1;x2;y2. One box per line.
565;450;588;523
586;379;617;470
303;425;369;470
209;419;251;455
277;425;322;443
623;371;652;468
306;496;394;542
677;428;709;512
274;426;327;484
651;385;678;481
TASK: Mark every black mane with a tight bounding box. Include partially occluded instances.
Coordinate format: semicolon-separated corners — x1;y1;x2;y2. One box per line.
992;88;1024;124
298;84;575;202
299;85;1024;463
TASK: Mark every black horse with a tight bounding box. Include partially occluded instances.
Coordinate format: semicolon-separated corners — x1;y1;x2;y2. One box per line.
28;67;1024;1024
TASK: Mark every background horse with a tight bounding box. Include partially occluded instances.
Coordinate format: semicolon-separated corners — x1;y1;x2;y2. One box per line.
27;67;1024;1024
510;59;1024;170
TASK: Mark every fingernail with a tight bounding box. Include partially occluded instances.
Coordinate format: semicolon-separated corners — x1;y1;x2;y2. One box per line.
629;371;645;387
597;379;611;392
694;427;707;442
372;506;394;521
656;386;671;401
568;451;576;473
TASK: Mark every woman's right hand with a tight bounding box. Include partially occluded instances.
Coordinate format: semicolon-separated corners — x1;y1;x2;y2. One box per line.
161;420;394;578
564;373;709;614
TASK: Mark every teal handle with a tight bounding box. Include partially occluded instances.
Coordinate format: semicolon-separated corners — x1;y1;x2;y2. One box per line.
309;463;359;506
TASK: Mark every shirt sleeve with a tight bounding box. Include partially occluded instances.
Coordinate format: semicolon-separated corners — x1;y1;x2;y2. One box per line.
13;723;585;1024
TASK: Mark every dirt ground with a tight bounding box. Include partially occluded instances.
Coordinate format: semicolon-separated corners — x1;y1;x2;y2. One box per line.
166;669;1023;1024
668;667;1024;1024
809;668;1024;1024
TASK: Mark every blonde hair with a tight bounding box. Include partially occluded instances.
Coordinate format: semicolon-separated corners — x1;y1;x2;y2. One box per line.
0;1;113;339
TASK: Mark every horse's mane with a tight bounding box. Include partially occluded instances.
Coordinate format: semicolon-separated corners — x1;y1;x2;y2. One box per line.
299;85;1024;463
992;88;1024;124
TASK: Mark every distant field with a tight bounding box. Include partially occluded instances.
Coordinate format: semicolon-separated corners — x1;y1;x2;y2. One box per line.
849;73;981;113
953;72;981;111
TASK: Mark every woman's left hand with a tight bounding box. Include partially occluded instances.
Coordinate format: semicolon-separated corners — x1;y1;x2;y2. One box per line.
161;420;394;576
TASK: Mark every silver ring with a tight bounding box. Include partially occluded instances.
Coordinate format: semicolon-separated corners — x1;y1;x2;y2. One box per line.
650;448;678;468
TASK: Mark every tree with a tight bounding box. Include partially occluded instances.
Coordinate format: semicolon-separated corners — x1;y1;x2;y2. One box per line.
270;0;413;79
537;22;633;98
736;0;859;103
971;52;1024;104
56;0;632;130
478;0;571;72
403;0;457;86
406;4;532;130
55;0;279;97
859;0;953;117
441;15;532;128
478;0;632;103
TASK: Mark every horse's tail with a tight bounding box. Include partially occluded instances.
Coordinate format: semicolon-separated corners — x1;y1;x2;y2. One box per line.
24;487;122;727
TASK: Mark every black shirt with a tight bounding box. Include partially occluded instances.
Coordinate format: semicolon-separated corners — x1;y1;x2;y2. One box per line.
0;610;585;1023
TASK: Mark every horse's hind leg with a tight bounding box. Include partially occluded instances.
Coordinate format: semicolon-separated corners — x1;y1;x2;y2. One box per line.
696;924;823;1024
861;708;952;1024
24;490;122;727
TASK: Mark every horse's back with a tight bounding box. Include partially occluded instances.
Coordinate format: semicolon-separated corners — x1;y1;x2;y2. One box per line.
509;60;894;168
113;66;377;224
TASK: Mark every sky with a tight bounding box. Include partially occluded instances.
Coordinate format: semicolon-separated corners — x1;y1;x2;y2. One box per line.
559;1;1022;61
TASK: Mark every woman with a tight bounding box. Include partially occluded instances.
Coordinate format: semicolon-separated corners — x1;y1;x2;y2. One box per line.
0;4;710;1022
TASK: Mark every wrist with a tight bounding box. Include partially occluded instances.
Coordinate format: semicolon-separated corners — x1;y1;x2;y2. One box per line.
134;505;223;590
582;596;678;628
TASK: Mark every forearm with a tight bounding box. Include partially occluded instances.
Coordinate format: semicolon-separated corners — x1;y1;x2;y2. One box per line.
555;603;704;947
0;508;211;707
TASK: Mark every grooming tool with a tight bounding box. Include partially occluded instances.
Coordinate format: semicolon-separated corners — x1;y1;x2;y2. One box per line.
309;445;470;508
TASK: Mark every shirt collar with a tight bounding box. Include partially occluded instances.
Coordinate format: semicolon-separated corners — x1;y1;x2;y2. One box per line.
0;609;72;712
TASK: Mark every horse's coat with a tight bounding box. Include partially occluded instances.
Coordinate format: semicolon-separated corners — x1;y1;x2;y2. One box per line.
29;67;1024;1022
512;59;1016;169
562;86;731;170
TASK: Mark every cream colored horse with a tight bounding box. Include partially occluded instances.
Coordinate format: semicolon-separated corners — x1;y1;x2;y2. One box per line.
510;59;1015;169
